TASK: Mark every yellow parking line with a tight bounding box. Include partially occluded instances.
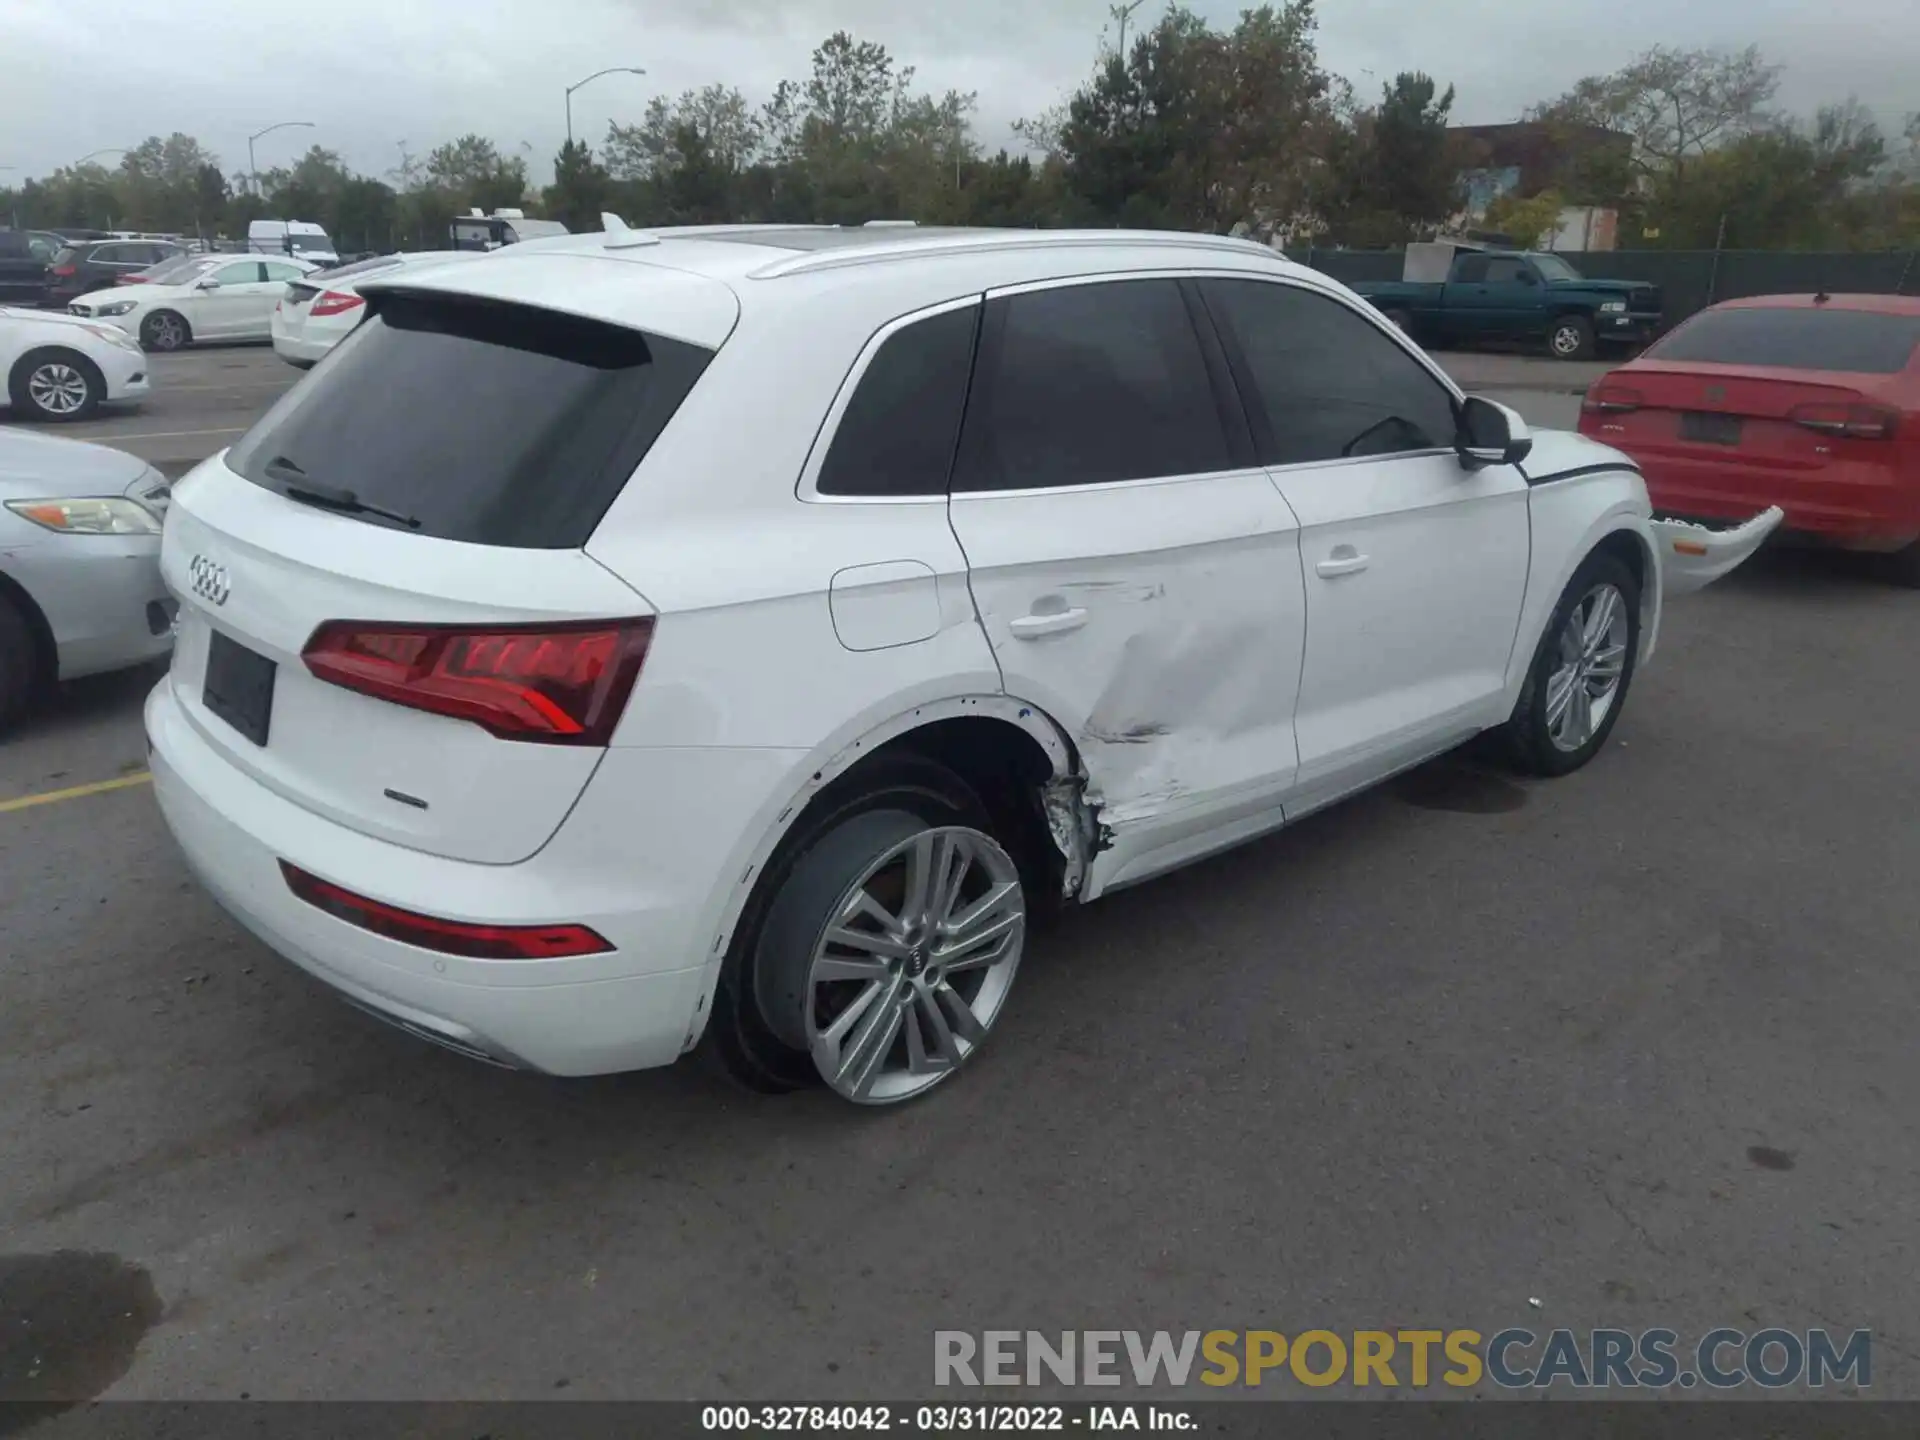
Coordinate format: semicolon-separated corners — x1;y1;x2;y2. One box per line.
0;771;153;814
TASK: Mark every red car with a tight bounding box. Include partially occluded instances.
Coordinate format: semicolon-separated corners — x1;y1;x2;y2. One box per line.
1579;293;1920;583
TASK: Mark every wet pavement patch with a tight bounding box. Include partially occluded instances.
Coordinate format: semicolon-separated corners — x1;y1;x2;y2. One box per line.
1392;761;1529;814
0;1252;161;1434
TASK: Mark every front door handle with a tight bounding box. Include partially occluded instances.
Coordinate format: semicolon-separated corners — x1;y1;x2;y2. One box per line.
1009;607;1088;639
1316;547;1370;578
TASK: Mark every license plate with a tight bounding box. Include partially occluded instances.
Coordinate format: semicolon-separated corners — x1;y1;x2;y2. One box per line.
203;629;277;746
1680;412;1743;446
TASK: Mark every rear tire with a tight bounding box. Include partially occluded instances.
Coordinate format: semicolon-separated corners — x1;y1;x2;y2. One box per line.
1501;552;1641;777
1889;541;1920;589
8;348;104;422
0;597;41;733
1548;314;1595;361
711;754;1018;1103
140;310;190;352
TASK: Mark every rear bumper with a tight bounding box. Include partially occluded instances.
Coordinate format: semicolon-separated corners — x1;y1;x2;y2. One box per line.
1598;311;1661;344
145;678;770;1076
1639;454;1920;549
269;312;332;365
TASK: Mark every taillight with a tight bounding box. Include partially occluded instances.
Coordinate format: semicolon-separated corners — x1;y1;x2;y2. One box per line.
302;617;653;745
1788;402;1899;441
1583;384;1642;414
51;263;76;277
307;290;364;318
280;861;612;958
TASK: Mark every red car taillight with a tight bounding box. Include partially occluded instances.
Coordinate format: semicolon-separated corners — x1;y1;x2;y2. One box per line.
117;275;149;285
1582;384;1642;414
280;861;612;958
1788;402;1899;441
302;617;653;745
51;263;76;277
308;290;364;318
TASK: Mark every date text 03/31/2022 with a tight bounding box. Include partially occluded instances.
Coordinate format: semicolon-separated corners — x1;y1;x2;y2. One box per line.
702;1405;1190;1431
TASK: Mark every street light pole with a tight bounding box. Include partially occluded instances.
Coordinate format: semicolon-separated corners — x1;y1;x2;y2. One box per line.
565;67;646;149
247;121;316;198
72;148;127;169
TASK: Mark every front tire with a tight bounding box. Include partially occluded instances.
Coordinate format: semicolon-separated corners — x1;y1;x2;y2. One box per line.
712;756;1027;1105
9;349;104;422
0;597;41;732
1501;552;1641;776
1548;314;1595;361
140;310;190;353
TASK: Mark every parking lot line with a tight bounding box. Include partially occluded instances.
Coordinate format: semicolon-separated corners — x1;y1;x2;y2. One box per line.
0;771;153;814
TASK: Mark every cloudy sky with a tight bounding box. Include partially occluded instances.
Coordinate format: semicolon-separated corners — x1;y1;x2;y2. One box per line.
3;0;1914;186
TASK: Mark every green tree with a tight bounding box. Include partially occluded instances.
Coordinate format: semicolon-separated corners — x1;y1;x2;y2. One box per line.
1529;45;1781;186
1319;71;1459;245
1044;3;1334;234
544;140;611;232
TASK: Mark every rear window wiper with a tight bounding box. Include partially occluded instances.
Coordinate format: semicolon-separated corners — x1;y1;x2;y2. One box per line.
265;458;421;530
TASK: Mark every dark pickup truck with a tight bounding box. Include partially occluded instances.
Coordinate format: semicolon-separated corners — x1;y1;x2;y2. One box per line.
1352;245;1662;361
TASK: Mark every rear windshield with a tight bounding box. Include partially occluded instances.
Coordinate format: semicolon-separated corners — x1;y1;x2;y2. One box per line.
227;292;713;548
1648;307;1920;374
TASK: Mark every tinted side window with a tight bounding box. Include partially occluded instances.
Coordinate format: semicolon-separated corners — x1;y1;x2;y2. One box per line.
1453;255;1490;283
817;304;978;497
1484;257;1531;285
955;280;1230;492
1204;279;1460;465
215;262;264;285
263;261;306;282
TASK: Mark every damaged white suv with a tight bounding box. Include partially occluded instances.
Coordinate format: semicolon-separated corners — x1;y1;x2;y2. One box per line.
147;223;1779;1104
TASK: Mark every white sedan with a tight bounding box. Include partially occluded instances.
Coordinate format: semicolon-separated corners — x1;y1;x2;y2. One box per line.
68;256;317;352
271;251;486;368
1;305;151;421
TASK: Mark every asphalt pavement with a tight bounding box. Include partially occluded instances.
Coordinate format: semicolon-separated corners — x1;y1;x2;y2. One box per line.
3;344;1917;1407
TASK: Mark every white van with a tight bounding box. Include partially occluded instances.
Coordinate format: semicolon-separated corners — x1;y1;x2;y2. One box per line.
448;208;569;252
248;219;339;268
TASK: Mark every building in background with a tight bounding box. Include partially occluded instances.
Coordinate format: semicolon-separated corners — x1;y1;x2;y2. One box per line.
1451;121;1632;221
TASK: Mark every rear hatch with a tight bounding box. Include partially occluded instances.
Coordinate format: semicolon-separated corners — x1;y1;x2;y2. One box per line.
1583;305;1916;481
161;268;735;864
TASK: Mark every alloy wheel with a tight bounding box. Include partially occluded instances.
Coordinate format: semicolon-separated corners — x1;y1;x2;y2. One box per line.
1551;324;1584;357
804;825;1025;1104
1546;581;1629;752
27;363;89;417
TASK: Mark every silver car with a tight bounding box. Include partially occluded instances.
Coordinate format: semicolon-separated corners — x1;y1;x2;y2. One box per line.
0;428;174;728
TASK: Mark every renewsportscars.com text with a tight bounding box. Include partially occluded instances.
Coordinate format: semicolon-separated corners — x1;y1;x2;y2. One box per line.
934;1328;1871;1391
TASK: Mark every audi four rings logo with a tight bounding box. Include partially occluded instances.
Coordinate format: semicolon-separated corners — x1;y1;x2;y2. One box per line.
189;554;231;606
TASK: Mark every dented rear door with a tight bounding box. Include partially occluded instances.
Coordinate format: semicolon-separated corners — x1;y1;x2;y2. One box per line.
946;277;1308;892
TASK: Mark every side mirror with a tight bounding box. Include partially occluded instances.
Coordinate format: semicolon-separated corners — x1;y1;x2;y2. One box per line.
1456;395;1533;471
194;277;219;290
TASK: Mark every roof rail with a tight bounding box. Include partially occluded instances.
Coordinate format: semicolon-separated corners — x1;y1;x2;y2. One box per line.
863;219;918;228
746;228;1281;281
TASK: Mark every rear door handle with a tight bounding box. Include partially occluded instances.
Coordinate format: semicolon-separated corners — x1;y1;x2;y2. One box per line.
1316;548;1370;578
1009;607;1088;639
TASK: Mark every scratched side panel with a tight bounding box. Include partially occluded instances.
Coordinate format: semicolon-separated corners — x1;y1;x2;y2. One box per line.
948;470;1308;874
